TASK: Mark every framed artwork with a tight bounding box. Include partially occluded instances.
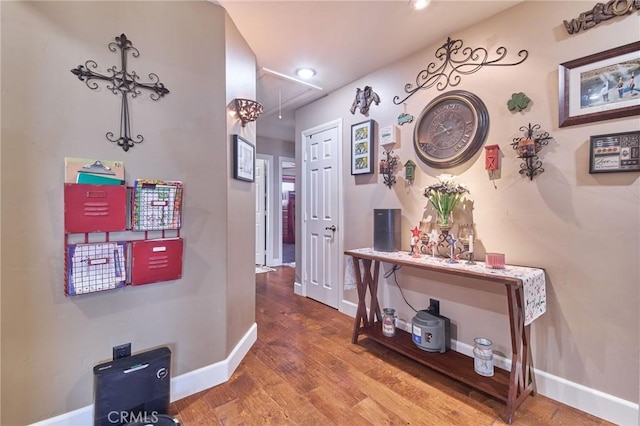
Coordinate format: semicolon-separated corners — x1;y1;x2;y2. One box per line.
559;41;640;127
351;119;375;175
233;134;255;182
589;130;640;174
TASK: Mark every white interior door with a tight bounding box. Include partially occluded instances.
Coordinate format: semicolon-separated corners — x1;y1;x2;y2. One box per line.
255;158;266;265
303;124;341;308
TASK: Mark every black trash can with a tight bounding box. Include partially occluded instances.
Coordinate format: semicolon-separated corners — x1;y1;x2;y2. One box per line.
94;347;172;426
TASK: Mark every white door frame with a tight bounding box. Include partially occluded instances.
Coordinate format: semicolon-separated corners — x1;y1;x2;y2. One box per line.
257;153;275;266
255;158;266;266
298;118;344;308
278;155;295;266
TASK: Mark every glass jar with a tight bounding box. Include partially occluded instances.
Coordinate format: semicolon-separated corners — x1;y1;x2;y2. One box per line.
382;308;396;337
473;337;494;377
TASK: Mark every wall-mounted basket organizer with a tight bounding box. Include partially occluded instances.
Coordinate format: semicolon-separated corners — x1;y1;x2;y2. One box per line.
63;180;184;296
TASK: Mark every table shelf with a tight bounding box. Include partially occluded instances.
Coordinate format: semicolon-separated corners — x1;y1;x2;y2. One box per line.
347;248;541;424
361;322;510;402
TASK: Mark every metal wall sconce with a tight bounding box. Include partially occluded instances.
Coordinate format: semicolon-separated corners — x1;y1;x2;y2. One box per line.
234;98;264;127
510;123;551;180
379;150;399;189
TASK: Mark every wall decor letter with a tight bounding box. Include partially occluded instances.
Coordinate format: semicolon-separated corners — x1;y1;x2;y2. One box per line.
563;0;640;34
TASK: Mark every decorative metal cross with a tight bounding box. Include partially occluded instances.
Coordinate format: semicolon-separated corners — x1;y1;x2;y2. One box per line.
71;34;169;152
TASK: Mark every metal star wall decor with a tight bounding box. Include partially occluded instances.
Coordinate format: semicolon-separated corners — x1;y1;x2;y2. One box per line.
71;34;169;152
393;37;528;105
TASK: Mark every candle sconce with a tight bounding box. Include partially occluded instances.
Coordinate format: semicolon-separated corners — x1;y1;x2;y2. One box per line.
379;149;399;189
419;227;467;261
510;123;552;180
457;224;476;264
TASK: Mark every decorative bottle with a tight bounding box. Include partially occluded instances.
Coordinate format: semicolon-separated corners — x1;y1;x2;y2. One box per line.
382;308;396;337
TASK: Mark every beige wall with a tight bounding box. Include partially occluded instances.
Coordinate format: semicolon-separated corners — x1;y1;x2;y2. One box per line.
296;1;639;404
0;1;256;425
224;13;258;350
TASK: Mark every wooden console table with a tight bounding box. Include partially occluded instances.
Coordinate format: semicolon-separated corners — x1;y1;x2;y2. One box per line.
345;248;546;424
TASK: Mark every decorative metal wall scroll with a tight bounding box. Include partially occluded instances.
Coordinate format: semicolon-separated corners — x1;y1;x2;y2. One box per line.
563;0;640;35
71;34;169;152
350;86;380;116
510;123;552;181
393;37;528;105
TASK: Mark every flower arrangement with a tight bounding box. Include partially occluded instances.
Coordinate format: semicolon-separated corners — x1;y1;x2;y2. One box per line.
423;174;469;229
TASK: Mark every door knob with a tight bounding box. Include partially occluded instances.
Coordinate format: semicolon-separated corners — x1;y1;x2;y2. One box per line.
325;225;337;232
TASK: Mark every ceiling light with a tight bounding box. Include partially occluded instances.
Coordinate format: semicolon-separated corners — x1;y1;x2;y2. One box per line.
296;68;316;79
411;0;431;10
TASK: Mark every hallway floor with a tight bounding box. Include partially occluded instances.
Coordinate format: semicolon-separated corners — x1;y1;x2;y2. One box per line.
170;267;611;425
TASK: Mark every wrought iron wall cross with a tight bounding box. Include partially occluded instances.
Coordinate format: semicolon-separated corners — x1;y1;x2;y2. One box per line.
71;34;169;152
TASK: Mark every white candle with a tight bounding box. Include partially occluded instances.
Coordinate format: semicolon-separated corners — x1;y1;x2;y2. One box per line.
469;233;474;253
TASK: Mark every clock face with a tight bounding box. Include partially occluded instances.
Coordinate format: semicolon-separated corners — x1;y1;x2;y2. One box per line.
414;90;489;168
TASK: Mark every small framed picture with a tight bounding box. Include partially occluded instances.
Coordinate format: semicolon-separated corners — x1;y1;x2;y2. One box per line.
233;134;255;182
589;130;640;174
379;125;399;146
351;119;375;175
559;41;640;127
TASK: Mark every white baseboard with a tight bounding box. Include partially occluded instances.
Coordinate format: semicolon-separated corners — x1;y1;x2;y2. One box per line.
30;323;258;426
171;323;257;401
339;305;638;425
453;339;639;425
29;406;94;426
340;298;358;318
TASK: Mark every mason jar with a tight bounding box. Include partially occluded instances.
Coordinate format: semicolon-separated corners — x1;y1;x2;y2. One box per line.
473;337;494;377
382;308;396;337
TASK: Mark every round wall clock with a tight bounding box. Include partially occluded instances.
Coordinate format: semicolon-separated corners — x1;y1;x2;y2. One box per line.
413;90;489;168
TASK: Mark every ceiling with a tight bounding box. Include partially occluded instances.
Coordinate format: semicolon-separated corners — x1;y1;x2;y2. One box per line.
217;0;522;141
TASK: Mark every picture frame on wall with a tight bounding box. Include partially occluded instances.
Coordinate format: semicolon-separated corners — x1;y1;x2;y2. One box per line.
559;41;640;127
351;119;375;175
589;130;640;174
233;134;255;182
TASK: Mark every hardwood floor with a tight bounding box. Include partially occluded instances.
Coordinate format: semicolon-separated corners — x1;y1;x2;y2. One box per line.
170;267;611;425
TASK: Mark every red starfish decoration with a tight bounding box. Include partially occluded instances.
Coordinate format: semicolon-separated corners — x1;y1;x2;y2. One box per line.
411;226;422;238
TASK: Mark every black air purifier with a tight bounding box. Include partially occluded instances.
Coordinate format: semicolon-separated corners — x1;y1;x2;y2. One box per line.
374;209;401;252
94;347;171;426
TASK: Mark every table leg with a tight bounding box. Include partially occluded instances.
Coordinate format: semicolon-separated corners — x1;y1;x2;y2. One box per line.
523;323;537;395
367;260;382;325
351;256;369;343
505;284;535;424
